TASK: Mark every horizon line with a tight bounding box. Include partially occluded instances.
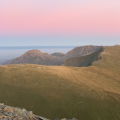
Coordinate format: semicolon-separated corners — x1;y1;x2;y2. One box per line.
0;45;116;47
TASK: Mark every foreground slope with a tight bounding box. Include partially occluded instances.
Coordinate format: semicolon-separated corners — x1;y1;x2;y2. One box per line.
0;46;120;120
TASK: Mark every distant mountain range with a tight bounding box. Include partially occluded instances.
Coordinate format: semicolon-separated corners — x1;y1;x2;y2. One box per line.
0;59;8;65
2;45;103;66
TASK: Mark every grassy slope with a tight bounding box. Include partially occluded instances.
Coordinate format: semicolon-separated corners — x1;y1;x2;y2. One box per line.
0;46;120;120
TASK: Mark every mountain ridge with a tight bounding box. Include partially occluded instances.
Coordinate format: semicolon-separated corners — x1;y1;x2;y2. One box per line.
2;45;103;66
62;47;103;67
60;45;102;61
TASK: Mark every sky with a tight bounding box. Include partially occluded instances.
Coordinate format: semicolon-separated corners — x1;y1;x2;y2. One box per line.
0;0;120;46
0;36;120;46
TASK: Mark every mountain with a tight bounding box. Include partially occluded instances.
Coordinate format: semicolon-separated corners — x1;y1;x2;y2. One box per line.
2;49;62;65
60;45;103;61
0;59;8;65
2;46;103;66
62;47;103;67
51;52;65;57
0;46;120;120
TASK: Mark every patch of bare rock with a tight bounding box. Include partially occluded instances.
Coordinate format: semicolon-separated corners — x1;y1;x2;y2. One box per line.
0;103;77;120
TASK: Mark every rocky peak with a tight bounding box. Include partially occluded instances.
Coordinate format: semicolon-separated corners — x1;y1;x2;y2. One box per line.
21;49;43;57
25;49;42;55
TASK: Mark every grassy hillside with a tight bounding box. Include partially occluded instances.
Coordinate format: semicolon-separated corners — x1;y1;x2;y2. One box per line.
62;47;103;67
0;46;120;120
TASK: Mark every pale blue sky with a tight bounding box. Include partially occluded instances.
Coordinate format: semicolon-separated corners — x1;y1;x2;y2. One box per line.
0;36;120;46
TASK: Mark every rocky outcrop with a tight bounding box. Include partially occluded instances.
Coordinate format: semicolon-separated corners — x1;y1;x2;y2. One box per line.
0;103;77;120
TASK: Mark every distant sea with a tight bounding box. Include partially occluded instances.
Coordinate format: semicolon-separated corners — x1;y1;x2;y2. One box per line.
0;46;76;60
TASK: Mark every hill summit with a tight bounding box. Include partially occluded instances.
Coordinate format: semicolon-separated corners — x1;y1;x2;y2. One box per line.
24;49;43;56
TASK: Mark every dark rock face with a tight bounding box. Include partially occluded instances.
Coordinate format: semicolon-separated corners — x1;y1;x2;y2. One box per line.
0;103;77;120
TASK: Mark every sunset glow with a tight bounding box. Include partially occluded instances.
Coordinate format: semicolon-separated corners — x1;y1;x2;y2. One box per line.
0;0;120;35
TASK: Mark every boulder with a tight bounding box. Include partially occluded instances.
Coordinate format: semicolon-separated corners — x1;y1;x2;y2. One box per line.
3;106;14;113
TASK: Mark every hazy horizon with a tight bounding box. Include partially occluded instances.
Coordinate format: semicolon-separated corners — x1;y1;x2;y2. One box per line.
0;36;120;46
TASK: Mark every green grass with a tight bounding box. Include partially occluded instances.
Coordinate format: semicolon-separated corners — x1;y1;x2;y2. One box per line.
0;46;120;120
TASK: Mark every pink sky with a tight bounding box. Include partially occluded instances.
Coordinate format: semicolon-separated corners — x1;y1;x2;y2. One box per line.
0;0;120;35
